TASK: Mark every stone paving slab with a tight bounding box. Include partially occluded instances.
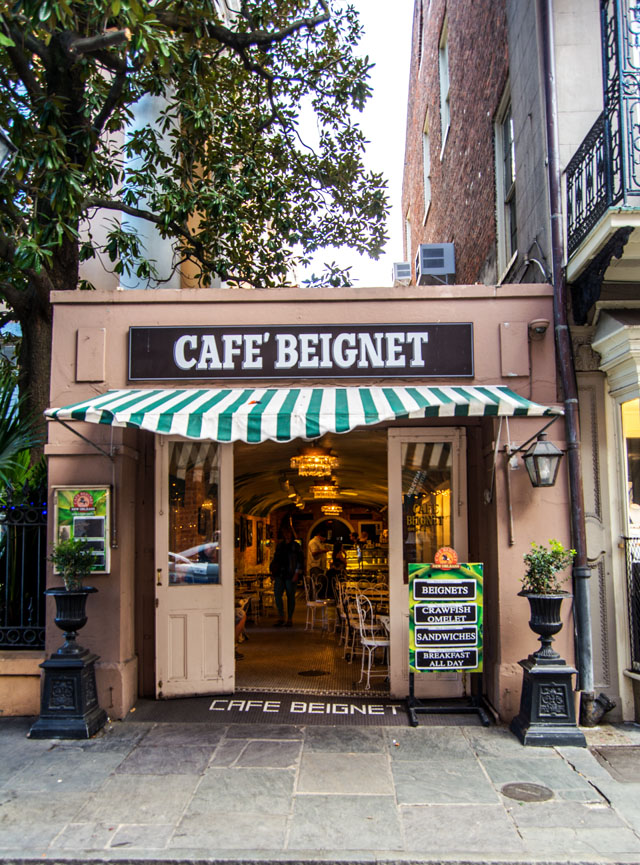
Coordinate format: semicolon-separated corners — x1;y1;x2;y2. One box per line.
288;795;403;851
0;716;639;863
297;752;393;794
400;803;525;855
392;758;500;805
193;767;296;814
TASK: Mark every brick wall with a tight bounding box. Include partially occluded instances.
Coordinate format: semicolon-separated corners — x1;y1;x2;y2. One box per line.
402;0;508;285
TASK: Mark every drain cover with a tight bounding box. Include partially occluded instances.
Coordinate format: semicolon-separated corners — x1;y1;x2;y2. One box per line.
501;782;553;802
297;669;329;677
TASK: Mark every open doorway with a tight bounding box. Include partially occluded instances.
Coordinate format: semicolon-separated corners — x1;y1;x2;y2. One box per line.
232;428;391;695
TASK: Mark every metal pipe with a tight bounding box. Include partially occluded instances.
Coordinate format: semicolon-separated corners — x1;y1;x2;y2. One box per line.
538;0;595;707
505;450;516;547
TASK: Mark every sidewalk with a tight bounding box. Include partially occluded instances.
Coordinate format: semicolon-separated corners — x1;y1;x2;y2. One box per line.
1;711;640;864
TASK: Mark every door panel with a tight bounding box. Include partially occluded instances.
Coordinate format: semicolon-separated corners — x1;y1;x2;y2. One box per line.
155;438;234;698
388;428;468;698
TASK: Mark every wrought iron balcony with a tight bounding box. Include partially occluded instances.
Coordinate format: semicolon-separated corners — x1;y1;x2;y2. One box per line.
566;0;640;257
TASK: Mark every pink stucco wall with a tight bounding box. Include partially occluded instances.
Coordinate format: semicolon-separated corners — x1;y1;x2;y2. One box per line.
44;284;573;721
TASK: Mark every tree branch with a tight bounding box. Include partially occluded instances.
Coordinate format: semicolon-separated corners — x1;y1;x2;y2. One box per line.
69;28;131;57
92;70;128;135
2;19;45;100
83;197;214;270
159;1;330;52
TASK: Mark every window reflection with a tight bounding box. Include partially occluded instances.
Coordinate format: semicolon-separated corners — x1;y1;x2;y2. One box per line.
622;399;640;533
402;441;452;566
168;441;220;585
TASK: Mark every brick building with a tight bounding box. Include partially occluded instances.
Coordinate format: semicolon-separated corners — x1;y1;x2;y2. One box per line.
402;0;508;285
402;0;640;724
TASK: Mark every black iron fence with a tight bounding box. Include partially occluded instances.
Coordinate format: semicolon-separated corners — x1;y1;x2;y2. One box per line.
623;536;640;673
0;499;47;649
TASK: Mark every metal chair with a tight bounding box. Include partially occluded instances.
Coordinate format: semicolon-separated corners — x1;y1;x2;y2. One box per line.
334;578;350;647
303;573;331;631
355;593;390;689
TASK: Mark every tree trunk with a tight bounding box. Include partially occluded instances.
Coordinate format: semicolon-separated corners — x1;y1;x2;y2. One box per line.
17;294;53;458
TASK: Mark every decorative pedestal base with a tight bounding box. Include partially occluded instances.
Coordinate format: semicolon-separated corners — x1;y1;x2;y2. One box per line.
28;649;107;739
510;656;586;747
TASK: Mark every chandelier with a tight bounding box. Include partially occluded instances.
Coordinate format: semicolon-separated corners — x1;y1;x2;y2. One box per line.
311;480;340;499
290;445;339;477
321;502;343;516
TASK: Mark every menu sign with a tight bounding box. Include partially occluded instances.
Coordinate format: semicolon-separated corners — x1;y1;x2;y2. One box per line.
409;561;483;673
52;486;111;574
128;323;474;381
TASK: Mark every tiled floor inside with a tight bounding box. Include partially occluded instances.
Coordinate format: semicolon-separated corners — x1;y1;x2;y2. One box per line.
235;590;390;696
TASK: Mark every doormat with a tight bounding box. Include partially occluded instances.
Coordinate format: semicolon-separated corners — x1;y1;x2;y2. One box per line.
126;695;484;727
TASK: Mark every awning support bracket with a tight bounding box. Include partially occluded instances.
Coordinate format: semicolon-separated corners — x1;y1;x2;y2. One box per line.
50;417;115;462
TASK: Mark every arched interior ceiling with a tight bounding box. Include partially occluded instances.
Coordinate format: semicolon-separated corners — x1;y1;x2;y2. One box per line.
234;428;388;516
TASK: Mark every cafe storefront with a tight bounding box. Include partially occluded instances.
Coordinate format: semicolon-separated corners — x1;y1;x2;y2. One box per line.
25;282;574;722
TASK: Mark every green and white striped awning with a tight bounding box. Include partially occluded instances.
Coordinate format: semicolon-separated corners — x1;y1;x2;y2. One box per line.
46;385;561;444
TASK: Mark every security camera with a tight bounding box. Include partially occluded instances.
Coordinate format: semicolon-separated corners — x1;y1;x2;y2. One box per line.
528;319;550;340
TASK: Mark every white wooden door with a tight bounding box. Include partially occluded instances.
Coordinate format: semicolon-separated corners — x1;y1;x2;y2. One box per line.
388;428;468;699
155;437;235;697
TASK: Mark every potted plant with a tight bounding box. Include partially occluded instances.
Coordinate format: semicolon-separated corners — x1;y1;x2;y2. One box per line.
47;538;97;655
520;539;576;661
29;537;107;739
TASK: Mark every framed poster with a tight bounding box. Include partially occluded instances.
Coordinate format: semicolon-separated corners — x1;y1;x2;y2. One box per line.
53;486;111;574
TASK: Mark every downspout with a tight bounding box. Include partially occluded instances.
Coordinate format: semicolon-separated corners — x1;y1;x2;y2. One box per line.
537;0;602;724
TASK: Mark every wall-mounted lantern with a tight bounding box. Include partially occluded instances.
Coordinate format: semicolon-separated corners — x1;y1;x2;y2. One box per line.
522;432;564;488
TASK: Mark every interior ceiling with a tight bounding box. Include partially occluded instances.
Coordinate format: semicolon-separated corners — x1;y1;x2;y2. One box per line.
234;428;389;517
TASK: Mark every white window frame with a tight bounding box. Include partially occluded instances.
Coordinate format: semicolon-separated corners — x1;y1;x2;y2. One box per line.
494;86;518;279
438;18;450;158
405;208;412;264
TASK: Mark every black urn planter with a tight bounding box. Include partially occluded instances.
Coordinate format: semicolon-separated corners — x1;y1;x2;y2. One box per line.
29;586;107;740
522;591;568;661
49;585;95;653
510;590;586;747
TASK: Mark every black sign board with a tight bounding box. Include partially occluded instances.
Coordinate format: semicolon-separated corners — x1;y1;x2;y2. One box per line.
415;649;479;670
412;578;476;601
128;323;474;381
413;603;478;625
414;625;478;646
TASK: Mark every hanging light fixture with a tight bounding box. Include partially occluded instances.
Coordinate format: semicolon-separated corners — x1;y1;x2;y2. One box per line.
321;502;343;516
522;433;564;488
290;445;339;477
311;480;340;499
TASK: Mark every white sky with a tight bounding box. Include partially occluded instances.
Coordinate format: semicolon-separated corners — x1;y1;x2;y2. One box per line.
302;1;415;288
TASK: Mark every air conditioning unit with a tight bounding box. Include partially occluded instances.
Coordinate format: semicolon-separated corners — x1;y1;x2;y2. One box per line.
415;243;455;285
392;262;411;286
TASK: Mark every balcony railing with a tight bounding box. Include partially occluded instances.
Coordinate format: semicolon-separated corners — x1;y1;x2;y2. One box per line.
566;113;615;256
623;536;640;673
566;0;640;256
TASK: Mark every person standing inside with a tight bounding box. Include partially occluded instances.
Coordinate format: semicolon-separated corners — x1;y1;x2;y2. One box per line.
269;524;303;627
308;532;331;570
